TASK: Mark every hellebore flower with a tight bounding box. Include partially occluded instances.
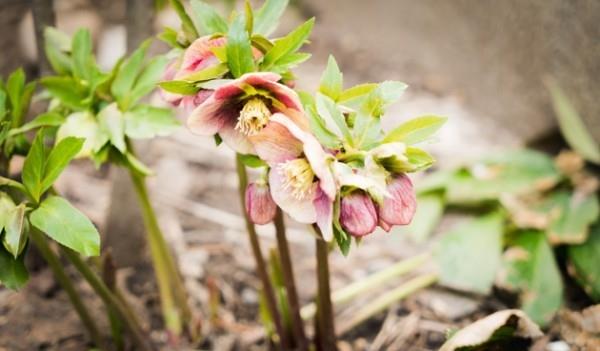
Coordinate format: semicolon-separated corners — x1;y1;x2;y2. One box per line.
340;190;378;237
187;72;304;154
378;173;416;231
160;36;227;109
245;181;277;225
250;112;337;240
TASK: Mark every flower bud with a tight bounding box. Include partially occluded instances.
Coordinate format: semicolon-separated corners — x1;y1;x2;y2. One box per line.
245;182;277;225
378;174;416;230
340;190;378;237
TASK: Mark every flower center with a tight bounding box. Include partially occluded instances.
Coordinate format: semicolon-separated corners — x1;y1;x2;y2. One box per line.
278;159;315;200
236;98;271;136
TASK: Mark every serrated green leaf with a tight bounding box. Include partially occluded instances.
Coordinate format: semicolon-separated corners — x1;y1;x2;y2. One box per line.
254;0;289;36
261;18;314;70
124;105;180;139
111;39;151;109
0;245;28;290
383;115;447;145
30;196;100;257
41;137;84;194
56;112;109;159
22;131;46;202
6;69;25;119
499;230;563;326
568;221;600;302
269;52;311;73
306;105;341;149
8;112;65;137
315;92;352;144
251;34;274;53
157;80;200;95
158;27;182;48
170;0;199;39
545;77;600;164
129;55;170;105
71;29;93;81
3;203;27;258
226;15;255;78
361;81;407;117
338;83;378;106
319;55;343;101
98;103;126;153
179;62;229;82
0;192;15;232
190;0;228;35
41;76;88;110
434;213;504;294
44;27;72;75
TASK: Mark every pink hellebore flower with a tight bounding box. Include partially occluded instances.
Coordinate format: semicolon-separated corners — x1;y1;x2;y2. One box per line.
245;181;277;225
187;72;304;154
377;174;417;232
160;36;227;110
250;112;337;241
340;191;378;237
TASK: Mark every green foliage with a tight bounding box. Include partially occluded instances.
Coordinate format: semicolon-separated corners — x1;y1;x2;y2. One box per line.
190;0;229;35
124;105;181;139
383;115;447;145
319;56;343;101
30;196;100;257
568;222;600;302
238;154;267;168
260;18;315;71
226;15;255;78
254;0;289;36
434;213;504;294
499;230;563;326
0;194;27;258
0;245;28;290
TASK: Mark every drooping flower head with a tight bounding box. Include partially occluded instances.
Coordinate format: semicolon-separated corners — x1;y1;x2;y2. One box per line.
245;180;278;225
250;112;337;240
187;72;304;154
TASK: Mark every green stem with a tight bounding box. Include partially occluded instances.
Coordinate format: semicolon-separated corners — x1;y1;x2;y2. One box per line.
235;154;288;349
129;169;189;337
61;247;154;351
29;229;105;349
301;253;430;320
314;226;337;351
274;209;308;350
337;273;438;335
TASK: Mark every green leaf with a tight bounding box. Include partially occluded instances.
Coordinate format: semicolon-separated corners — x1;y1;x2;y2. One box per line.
379;147;435;173
541;191;599;245
14;82;36;125
98;103;126;153
434;213;504;294
244;0;254;35
0;89;7;121
499;230;563;326
157;80;200;95
179;62;229;82
338;83;378;106
41;76;88;110
111;39;151;109
190;0;228;35
270;52;311;73
446;150;561;205
158;27;182;48
545;77;600;164
226;15;255;78
332;196;351;256
306;105;341;149
2;203;27;258
405;192;444;243
238;154;267;168
315;92;352;144
361;81;407;117
0;177;27;194
0;192;16;232
22;131;46;202
0;245;28;290
6;69;25;118
129;55;170;105
41;137;84;194
71;29;93;81
568;221;600;302
124;105;180;139
261;18;314;70
169;0;199;39
30;196;100;256
254;0;289;36
319;55;343;101
8;112;65;137
44;27;72;75
383;115;447;145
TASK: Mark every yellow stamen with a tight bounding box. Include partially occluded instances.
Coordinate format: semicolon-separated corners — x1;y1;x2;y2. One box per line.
278;159;315;200
236;98;271;136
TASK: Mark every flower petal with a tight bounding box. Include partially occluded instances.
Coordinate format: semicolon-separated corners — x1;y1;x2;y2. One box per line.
177;36;226;77
269;167;316;224
340;191;378;237
219;120;255;154
180;90;214;114
249;119;303;165
378;174;417;226
187;95;237;136
314;185;334;241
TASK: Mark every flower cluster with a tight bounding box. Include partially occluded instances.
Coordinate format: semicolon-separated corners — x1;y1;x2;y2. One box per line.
159;1;445;254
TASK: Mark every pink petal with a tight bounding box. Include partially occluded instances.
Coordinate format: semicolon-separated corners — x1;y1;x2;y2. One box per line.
160;59;183;105
378;174;417;226
177;36;226;77
249;119;303;165
181;90;214;114
340;191;378;237
245;182;277;225
261;80;303;112
314;185;334;241
269;167;317;224
187;95;237;136
219;120;255;154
